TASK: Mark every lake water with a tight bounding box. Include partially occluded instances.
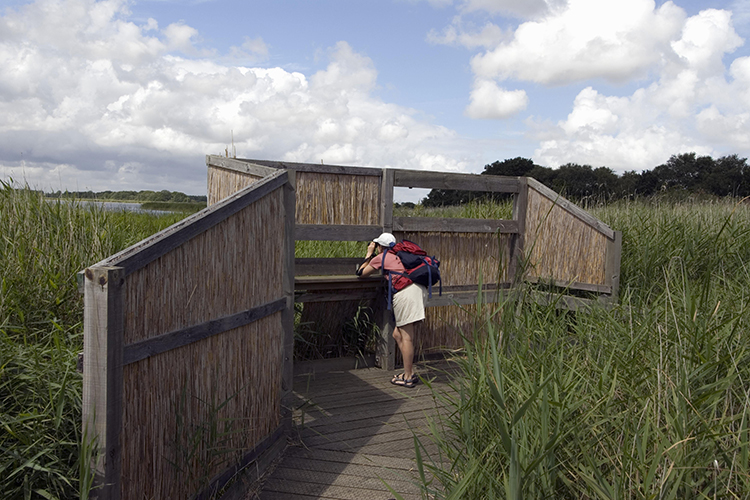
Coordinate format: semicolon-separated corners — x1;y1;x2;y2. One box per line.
48;199;173;215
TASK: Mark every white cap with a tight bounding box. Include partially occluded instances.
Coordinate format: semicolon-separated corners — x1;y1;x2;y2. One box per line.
373;232;396;247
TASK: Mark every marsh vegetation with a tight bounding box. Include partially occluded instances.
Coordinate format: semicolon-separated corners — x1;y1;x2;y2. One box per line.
2;181;749;498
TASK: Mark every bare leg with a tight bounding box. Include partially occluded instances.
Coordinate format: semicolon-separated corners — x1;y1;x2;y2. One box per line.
393;322;416;380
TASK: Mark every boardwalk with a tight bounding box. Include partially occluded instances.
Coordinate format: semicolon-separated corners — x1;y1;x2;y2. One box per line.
256;361;458;500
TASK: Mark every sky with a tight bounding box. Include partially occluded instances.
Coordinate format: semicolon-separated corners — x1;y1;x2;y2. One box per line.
2;0;750;201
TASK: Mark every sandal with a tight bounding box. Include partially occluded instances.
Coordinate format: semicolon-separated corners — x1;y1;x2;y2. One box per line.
390;372;417;388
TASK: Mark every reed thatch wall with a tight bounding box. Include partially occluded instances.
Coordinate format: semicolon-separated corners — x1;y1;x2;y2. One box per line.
523;185;608;286
295;171;381;225
395;231;511;352
119;190;285;499
207;165;265;205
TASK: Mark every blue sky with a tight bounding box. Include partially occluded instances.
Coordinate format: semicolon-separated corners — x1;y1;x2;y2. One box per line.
2;0;750;201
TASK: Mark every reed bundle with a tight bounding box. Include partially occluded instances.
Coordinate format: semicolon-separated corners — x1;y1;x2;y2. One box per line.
295;172;380;225
117;190;285;499
207;165;265;206
524;186;607;285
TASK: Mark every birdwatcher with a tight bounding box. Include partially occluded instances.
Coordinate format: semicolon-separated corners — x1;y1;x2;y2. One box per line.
356;232;428;388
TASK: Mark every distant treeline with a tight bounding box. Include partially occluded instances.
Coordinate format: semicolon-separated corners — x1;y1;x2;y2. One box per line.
45;189;207;203
423;153;750;206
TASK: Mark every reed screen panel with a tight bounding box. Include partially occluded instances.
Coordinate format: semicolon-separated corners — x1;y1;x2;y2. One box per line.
120;314;282;499
394;231;511;286
208;165;266;206
122;191;284;344
524;186;607;285
395;230;511;352
295;172;381;225
118;188;285;499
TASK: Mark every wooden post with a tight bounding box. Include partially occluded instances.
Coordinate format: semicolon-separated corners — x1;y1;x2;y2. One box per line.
376;169;395;370
508;178;528;284
82;266;124;500
605;230;623;305
281;171;296;400
374;291;396;371
380;169;394;234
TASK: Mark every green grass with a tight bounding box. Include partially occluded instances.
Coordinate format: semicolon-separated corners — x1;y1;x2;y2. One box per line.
0;181;187;499
5;181;750;499
412;197;750;499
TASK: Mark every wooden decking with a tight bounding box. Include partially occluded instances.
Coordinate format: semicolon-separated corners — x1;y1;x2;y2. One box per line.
257;361;458;500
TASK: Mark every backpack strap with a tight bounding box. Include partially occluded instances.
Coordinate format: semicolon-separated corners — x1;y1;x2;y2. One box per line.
381;247;394;311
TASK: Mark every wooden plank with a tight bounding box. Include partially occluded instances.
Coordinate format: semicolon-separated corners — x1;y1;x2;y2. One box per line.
526;177;615;239
295;290;380;303
295;224;382;241
205;155;278;178
90;170;288;276
393;169;520;193
380;169;394;234
122;298;286;365
295;258;363;276
295;275;382;289
426;289;511;307
523;276;613;294
509;177;528;284
82;266;124;500
606;230;623;304
244;158;383;177
393;216;518;234
376;298;395;370
282;171;297;398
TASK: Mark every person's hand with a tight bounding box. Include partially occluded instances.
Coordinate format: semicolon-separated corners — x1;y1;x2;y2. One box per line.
366;241;377;258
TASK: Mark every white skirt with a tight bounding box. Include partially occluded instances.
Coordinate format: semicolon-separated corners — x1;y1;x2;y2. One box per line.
393;283;428;327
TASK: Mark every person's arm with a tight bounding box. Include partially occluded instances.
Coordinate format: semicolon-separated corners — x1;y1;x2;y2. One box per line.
356;242;378;277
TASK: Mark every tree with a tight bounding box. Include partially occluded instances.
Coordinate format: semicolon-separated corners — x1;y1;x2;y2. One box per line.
652;153;714;191
482;157;538;177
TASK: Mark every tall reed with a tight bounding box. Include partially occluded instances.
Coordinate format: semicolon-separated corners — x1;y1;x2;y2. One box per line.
414;197;750;499
0;182;186;499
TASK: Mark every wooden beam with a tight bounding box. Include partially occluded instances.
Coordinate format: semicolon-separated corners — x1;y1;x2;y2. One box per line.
295;290;381;303
295;275;382;291
524;276;612;294
242;159;383;176
393;217;518;234
509;178;528;284
205;155;278;178
381;169;394;234
425;287;599;311
426;289;511;307
295;224;382;241
82;266;124;500
281;171;296;398
605;230;623;304
90;170;289;276
122;298;287;365
295;258;363;276
393;169;520;193
526;177;615;239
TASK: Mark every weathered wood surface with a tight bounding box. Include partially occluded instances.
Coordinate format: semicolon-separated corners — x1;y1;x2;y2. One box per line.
255;361;459;500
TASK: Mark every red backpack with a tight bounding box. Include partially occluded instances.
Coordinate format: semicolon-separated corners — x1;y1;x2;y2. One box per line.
381;240;441;310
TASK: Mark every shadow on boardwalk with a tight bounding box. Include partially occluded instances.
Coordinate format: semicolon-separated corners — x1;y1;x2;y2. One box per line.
256;360;458;500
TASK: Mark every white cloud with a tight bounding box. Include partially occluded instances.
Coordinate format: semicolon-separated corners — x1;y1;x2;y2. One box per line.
0;0;475;194
531;32;750;173
470;0;687;85
465;79;528;118
438;0;750;172
671;9;743;74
